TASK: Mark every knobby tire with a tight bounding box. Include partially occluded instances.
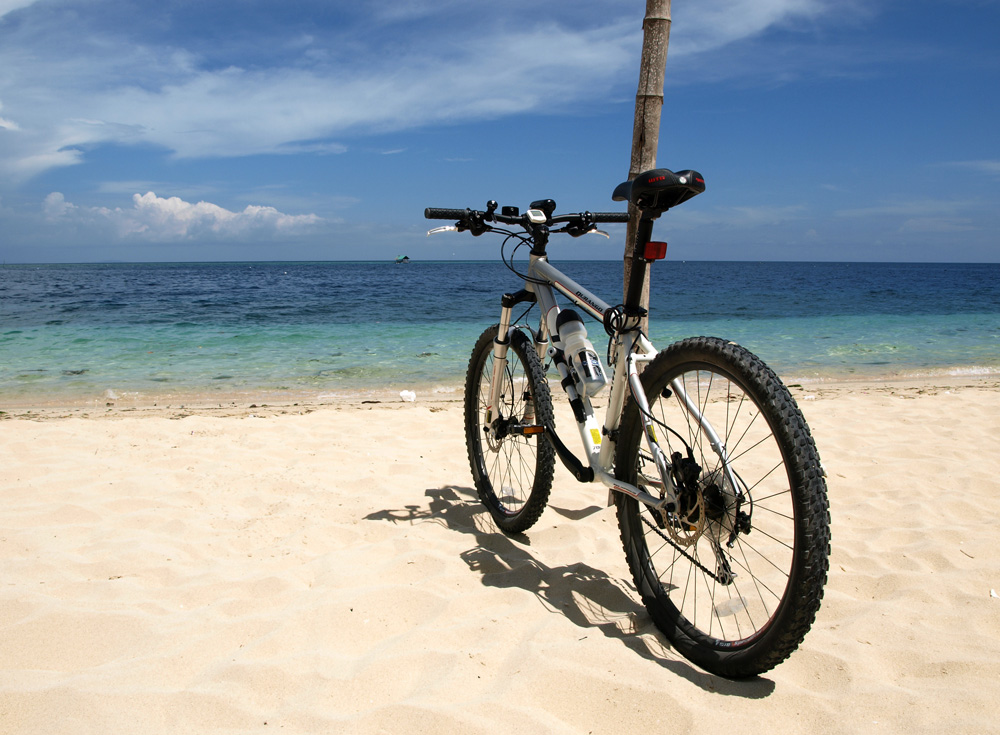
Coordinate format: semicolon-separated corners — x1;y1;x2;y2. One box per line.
465;326;556;534
614;337;830;678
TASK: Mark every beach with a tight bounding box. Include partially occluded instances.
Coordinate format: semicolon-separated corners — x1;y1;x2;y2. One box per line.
2;376;999;733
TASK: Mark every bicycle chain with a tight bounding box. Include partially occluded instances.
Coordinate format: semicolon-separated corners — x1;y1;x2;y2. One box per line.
639;511;726;583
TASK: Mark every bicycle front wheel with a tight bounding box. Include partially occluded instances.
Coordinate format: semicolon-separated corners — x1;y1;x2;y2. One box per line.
465;325;555;534
615;337;830;678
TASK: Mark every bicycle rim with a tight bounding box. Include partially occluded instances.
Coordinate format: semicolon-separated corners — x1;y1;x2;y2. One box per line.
465;326;554;532
616;337;829;676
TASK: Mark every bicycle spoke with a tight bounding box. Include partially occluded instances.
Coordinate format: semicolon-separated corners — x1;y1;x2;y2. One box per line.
465;326;554;534
617;338;829;676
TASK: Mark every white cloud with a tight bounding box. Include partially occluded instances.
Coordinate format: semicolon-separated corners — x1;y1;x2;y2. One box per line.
83;21;637;160
0;0;38;20
43;191;76;218
946;160;1000;178
44;191;323;241
671;203;808;229
0;102;18;131
0;0;862;180
834;197;993;235
0;17;638;177
899;217;981;233
898;217;978;233
667;0;880;85
836;200;975;218
676;0;835;55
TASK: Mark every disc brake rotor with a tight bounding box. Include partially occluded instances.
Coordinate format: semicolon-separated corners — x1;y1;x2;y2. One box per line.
663;489;706;548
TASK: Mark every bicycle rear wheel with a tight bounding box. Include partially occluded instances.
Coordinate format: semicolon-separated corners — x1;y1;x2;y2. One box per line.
465;325;555;534
614;337;830;678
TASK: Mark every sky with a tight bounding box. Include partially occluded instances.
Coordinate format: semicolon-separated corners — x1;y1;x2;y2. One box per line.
0;0;998;263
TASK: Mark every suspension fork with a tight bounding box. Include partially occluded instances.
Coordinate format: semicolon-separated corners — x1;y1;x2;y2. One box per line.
486;290;537;422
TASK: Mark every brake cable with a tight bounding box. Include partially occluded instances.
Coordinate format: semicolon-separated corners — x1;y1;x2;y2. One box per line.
500;230;549;286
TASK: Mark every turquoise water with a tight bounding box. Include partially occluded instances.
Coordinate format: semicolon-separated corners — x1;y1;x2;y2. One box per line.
2;261;998;406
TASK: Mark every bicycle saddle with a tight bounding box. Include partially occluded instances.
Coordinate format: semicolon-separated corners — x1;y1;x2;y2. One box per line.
613;168;705;212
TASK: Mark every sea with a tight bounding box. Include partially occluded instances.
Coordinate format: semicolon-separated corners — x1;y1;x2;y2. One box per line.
2;260;999;407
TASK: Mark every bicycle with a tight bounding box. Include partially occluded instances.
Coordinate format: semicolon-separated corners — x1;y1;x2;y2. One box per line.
425;168;831;678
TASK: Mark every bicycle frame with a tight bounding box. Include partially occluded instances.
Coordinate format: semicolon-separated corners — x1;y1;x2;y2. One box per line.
428;171;830;677
486;251;740;514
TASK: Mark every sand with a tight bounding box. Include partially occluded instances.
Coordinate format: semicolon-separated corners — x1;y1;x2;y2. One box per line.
2;377;999;734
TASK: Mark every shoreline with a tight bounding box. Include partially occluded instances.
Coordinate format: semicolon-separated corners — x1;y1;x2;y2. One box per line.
0;381;465;418
3;372;998;421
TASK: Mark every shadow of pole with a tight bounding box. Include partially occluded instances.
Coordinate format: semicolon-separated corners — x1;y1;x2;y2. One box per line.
365;485;776;697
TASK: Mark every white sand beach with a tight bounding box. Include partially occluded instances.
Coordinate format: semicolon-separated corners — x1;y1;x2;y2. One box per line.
2;377;999;733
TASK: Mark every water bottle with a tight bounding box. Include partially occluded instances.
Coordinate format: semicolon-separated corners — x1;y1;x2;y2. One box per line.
556;309;607;396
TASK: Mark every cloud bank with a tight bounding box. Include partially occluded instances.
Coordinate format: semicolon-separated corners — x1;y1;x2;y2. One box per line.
44;191;323;241
0;0;38;20
0;0;855;181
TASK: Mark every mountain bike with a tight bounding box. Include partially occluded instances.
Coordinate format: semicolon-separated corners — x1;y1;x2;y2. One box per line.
425;168;830;678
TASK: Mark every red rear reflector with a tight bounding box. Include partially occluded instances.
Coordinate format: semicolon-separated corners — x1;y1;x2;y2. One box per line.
644;241;668;260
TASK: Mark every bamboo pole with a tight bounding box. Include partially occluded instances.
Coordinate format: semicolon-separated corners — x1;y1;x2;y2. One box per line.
623;0;671;323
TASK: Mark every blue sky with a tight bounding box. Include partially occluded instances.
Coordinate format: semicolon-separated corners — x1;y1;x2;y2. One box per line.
0;0;997;263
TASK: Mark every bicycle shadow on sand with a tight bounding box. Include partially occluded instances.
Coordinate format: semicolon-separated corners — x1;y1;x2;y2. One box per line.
365;484;775;697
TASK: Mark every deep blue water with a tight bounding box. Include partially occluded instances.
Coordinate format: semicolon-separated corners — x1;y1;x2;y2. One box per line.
2;260;998;405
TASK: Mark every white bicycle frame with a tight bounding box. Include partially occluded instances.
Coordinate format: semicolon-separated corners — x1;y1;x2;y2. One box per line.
487;252;741;513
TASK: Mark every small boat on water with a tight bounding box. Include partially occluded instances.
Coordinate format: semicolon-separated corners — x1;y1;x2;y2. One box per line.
395;255;410;264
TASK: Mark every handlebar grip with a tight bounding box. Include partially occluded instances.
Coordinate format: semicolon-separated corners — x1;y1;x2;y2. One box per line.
591;212;631;223
424;208;469;220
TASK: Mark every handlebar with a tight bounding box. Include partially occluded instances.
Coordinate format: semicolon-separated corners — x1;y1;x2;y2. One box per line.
424;208;471;220
424;205;629;238
424;207;629;223
578;212;631;224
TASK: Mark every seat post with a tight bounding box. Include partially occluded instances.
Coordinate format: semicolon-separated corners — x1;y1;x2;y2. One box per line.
624;215;656;311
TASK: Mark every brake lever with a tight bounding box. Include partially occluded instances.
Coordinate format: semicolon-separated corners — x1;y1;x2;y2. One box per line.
561;223;610;239
426;225;458;236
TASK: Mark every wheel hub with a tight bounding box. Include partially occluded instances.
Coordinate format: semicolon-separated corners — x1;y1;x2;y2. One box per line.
660;452;708;547
663;490;705;548
484;416;509;451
